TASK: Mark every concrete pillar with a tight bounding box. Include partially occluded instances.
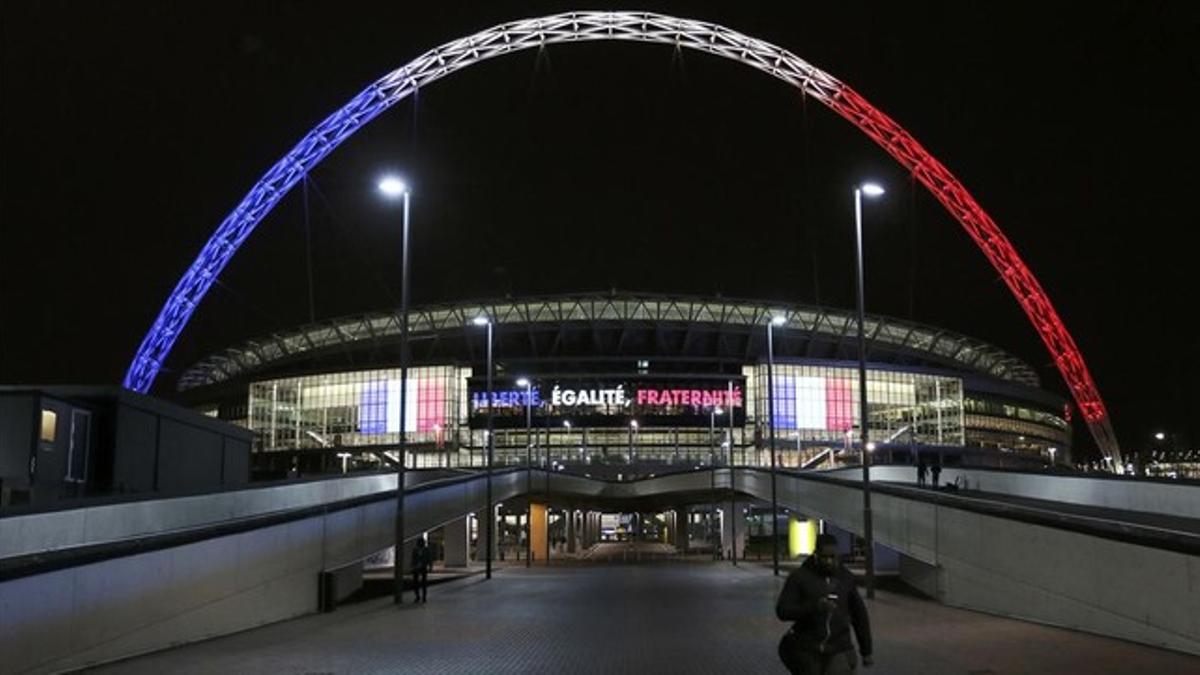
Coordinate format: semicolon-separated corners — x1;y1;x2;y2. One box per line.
567;508;577;553
674;508;689;552
443;515;469;567
721;501;747;560
474;511;498;562
530;502;548;565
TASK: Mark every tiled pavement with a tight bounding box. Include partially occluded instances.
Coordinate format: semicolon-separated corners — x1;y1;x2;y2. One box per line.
88;562;1198;674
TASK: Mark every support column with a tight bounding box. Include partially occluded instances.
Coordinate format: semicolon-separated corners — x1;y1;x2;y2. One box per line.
529;502;548;565
567;508;577;553
674;508;689;553
474;511;497;563
724;501;746;561
443;515;469;567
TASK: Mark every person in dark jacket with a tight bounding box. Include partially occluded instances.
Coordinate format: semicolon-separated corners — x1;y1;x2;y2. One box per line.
776;534;873;673
930;460;942;488
916;458;928;487
411;538;433;603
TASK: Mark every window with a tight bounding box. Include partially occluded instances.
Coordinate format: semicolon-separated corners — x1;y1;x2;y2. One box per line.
40;409;57;442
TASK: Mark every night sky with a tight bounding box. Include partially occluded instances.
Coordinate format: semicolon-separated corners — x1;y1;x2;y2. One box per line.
1;2;1196;460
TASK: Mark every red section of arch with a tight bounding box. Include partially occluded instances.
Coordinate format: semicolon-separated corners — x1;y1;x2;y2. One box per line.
828;85;1118;456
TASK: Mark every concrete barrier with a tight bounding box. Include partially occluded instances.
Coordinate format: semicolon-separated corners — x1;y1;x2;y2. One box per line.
821;465;1200;520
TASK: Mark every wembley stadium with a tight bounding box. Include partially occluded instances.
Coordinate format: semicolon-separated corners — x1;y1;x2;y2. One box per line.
176;293;1071;477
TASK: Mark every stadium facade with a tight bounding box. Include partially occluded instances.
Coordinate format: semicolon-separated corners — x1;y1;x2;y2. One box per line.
177;294;1071;475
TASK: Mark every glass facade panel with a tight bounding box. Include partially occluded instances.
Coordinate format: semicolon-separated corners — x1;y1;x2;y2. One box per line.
245;363;1065;470
750;363;965;449
249;366;461;452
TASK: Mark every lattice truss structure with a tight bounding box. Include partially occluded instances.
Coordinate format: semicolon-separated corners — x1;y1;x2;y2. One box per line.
177;294;1040;390
124;11;1121;465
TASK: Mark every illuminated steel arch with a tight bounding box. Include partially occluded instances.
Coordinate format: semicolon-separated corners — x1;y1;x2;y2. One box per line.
124;11;1122;465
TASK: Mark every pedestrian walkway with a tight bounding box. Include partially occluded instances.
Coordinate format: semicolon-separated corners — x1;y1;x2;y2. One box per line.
89;563;1198;674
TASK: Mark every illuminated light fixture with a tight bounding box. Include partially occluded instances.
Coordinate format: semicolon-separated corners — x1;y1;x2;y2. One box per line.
771;315;787;326
563;420;571;429
630;420;638;429
860;182;885;197
1155;432;1166;440
378;176;408;197
714;407;723;415
471;316;490;326
516;377;530;387
866;442;877;452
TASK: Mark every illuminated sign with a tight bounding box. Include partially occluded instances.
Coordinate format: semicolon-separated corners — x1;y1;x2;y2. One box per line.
468;376;745;429
635;388;741;408
471;389;542;409
551;385;627;407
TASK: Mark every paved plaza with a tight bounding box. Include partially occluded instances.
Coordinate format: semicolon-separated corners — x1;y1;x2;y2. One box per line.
90;561;1197;674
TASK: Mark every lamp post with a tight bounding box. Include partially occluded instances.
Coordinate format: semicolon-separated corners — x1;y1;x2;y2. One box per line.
472;315;494;580
517;377;533;567
709;406;723;560
854;181;885;599
378;175;410;606
728;379;737;566
767;314;786;576
629;419;638;464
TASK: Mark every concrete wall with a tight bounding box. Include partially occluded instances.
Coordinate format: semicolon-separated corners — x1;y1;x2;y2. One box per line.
0;469;529;674
111;405;157;493
3;466;1195;672
743;469;1200;655
822;465;1200;520
0;395;34;498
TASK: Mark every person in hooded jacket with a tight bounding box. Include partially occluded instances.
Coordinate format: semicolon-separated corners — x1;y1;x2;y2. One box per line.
776;533;873;673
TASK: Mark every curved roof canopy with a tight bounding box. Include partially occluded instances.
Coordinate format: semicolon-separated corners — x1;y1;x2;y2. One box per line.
177;294;1040;391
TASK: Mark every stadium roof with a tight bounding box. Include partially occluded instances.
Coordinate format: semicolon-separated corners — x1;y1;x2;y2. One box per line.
177;293;1041;391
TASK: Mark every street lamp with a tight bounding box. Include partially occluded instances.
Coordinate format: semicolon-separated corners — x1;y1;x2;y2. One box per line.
767;313;786;576
854;180;885;599
710;406;723;560
629;419;638;463
1048;446;1058;467
472;315;494;579
517;377;534;567
726;378;738;565
378;175;410;606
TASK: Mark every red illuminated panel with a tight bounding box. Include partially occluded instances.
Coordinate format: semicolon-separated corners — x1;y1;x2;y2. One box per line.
825;378;854;432
417;378;445;432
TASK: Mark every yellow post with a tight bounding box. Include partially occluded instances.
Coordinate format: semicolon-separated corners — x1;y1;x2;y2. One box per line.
530;502;548;564
788;515;817;559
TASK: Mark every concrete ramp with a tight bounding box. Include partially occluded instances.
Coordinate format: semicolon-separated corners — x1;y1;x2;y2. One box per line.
739;468;1200;656
2;466;1197;672
0;469;529;674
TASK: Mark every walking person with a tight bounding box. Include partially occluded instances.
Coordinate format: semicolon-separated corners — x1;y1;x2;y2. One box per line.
776;534;873;673
930;459;942;489
916;458;927;488
411;537;432;603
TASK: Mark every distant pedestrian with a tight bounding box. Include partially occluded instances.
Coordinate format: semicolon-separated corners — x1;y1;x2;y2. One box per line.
776;533;873;673
930;460;942;488
916;459;927;487
411;538;433;603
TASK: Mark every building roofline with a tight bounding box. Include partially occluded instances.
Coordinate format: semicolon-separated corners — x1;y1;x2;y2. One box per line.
176;292;1041;391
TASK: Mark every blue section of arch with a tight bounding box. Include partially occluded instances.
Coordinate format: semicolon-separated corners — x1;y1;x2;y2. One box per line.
123;85;391;392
